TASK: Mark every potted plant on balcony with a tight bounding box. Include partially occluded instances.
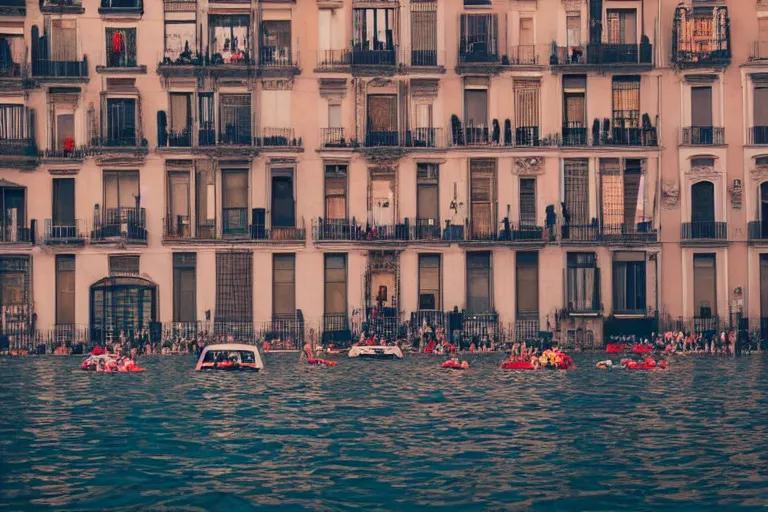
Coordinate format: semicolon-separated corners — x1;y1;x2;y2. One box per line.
550;41;558;65
504;119;512;146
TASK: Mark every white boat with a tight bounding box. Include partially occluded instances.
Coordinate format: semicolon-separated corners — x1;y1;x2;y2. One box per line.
348;345;404;360
195;344;264;371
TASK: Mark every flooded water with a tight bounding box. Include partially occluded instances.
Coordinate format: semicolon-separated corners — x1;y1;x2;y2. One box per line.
1;353;768;511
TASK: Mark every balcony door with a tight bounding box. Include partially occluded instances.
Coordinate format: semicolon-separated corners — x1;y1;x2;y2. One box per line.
366;94;397;146
52;178;75;228
221;169;248;235
761;182;768;236
691;181;715;224
761;254;768;319
370;171;394;227
106;98;136;146
0;186;24;242
271;169;295;229
606;10;637;45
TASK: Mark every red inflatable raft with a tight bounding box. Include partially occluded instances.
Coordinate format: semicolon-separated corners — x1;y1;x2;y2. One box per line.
622;358;667;370
441;360;469;370
631;344;653;354
308;358;337;367
500;361;535;370
606;343;628;353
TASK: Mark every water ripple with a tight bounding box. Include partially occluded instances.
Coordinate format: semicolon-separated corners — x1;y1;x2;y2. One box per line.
1;354;768;511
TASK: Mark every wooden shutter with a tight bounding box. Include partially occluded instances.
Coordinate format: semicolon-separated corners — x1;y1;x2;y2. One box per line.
173;253;196;323
324;254;347;315
519;178;536;227
516;252;538;315
693;254;717;317
56;255;75;324
467;252;491;314
418;254;440;310
755;88;768;127
470;159;496;237
691;87;713;126
273;254;296;317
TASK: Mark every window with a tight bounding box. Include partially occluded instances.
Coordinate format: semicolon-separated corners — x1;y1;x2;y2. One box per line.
519;18;534;47
328;104;342;129
755;87;768;131
167;171;190;237
366;94;398;146
318;9;345;54
104;170;139;215
761;254;768;318
219;94;251;145
418;254;441;310
606;10;637;45
459;14;498;61
164;21;197;63
198;93;215;146
106;98;137;146
563;75;586;132
324;254;347;315
215;251;253;325
566;252;599;313
516;252;538;316
209;15;251;64
273;254;296;318
109;255;139;275
221;169;248;235
169;93;192;146
56;255;75;324
370;168;395;226
691;179;715;223
566;14;581;49
52;178;75;228
261;89;292;135
519;178;536;228
55;113;75;153
416;163;439;237
0;185;25;242
613;252;646;314
612;76;640;129
353;8;396;52
600;158;646;234
51;19;77;62
691;86;713;127
563;159;589;231
0;33;25;75
0;104;33;140
271;168;295;228
325;164;347;220
261;20;292;66
464;88;488;143
173;253;196;322
470;159;496;238
196;162;216;238
514;79;540;145
105;28;137;67
466;252;492;314
411;1;437;66
693;254;716;317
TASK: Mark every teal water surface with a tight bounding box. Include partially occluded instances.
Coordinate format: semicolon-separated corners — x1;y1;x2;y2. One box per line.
1;353;768;511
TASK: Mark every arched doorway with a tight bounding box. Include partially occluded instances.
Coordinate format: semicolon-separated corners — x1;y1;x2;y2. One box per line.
691;181;715;238
90;276;157;345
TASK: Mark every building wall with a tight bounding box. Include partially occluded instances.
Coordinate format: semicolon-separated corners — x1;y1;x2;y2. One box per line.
0;0;764;344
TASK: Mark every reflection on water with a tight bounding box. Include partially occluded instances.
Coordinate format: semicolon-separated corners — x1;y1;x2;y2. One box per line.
1;354;768;511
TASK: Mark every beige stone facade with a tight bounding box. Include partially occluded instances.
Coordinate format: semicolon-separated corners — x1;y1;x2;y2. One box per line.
0;0;765;348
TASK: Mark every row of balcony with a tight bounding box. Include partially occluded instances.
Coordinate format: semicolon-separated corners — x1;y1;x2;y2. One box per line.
158;126;302;150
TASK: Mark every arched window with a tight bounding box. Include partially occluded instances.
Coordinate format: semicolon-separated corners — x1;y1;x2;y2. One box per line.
90;276;157;345
691;181;715;223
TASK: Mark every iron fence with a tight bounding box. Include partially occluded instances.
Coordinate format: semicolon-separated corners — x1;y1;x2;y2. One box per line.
681;126;725;145
681;221;728;241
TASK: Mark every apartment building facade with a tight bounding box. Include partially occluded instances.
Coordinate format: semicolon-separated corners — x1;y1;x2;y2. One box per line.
0;0;763;348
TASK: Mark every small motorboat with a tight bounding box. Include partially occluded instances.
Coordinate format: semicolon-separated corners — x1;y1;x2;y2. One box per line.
195;344;264;371
441;359;469;370
348;345;404;360
308;358;337;367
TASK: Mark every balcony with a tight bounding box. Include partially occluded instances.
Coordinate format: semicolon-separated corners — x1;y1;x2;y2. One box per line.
170;215;305;245
43;219;86;246
462;312;501;341
506;45;549;66
0;0;26;16
163;0;195;12
91;207;147;244
681;221;728;243
0;138;37;158
90;136;147;156
158;128;193;149
258;127;301;149
552;42;653;70
561;224;600;243
748;221;768;243
593;123;658;147
561;124;589;147
316;49;351;71
39;0;84;14
258;46;300;76
600;223;658;244
319;128;354;149
362;129;446;149
99;0;143;15
38;146;89;162
671;6;730;68
0;223;35;244
0;49;27;84
312;218;411;244
351;46;397;72
32;57;89;82
749;127;768;145
681;126;725;145
258;314;306;351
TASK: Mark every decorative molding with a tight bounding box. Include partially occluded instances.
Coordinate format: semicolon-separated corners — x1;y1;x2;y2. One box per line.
369;78;394;88
684;73;718;84
262;79;293;91
750;165;768;180
410;79;439;100
319;78;347;98
728;179;743;209
686;165;721;181
513;157;545;175
662;180;680;208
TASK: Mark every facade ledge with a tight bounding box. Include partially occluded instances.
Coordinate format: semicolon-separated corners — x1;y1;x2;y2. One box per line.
566;312;601;318
312;241;408;250
550;63;653;74
32;76;90;85
259;66;301;78
162;238;306;247
313;66;351;74
98;8;143;19
0;155;38;170
194;146;259;158
157;64;201;78
680;240;729;248
455;63;505;75
95;65;148;74
458;239;548;249
678;144;727;149
401;65;446;75
351;66;397;78
90;238;148;247
40;5;85;14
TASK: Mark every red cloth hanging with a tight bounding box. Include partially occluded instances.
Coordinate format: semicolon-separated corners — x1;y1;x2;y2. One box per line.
112;31;123;54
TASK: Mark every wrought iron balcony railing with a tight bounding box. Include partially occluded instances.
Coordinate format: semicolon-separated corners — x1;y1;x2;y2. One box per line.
0;224;34;243
0;0;26;16
681;221;727;241
0;53;24;78
259;46;298;68
159;129;192;148
43;219;86;244
352;46;397;67
32;57;89;78
91;207;147;243
586;42;653;66
0;138;36;157
99;0;142;14
750;41;768;61
748;221;768;241
681;126;725;145
561;125;589;146
593;126;658;147
749;127;768;145
320;128;351;148
317;49;351;69
560;223;600;242
506;45;549;66
600;223;657;243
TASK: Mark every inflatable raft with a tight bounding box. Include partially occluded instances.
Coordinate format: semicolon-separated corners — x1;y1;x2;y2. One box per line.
80;354;145;373
308;358;337;366
621;358;667;370
441;360;469;370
